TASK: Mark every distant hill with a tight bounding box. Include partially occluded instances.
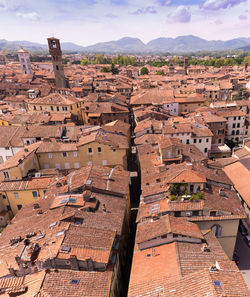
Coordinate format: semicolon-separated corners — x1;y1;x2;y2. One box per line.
1;35;250;54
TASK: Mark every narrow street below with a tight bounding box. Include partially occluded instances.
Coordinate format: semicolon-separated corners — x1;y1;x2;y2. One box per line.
235;232;250;289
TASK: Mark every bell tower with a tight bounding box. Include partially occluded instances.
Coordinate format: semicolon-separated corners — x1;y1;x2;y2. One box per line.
47;37;67;88
17;48;32;74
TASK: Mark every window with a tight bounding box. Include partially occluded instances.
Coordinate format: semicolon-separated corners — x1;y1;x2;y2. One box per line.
218;138;222;143
33;106;36;110
210;211;216;217
55;163;61;169
237;123;240;128
62;152;68;157
70;106;73;110
40;106;42;110
73;151;77;157
48;153;53;159
211;224;222;237
232;130;235;135
199;139;202;143
3;171;9;179
206;138;209;142
98;147;102;153
7;205;11;211
113;149;116;152
65;107;68;111
102;160;107;165
51;106;54;111
14;192;19;199
232;123;236;128
236;130;239;135
87;161;92;165
17;204;22;210
74;162;80;169
204;148;208;153
186;139;190;144
32;191;38;198
88;148;92;154
2;195;6;199
193;139;197;143
64;163;70;169
57;106;60;111
238;116;241;120
233;117;236;121
56;65;59;71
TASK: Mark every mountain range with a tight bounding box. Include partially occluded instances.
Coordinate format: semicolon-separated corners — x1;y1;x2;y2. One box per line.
1;35;250;54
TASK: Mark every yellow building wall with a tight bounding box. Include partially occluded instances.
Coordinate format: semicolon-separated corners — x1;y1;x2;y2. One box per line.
195;219;239;259
179;102;204;114
0;152;40;182
0;119;10;126
37;142;127;170
0;188;46;216
28;103;81;118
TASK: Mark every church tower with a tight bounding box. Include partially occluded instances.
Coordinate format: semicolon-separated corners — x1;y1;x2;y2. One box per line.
47;37;67;88
17;48;32;74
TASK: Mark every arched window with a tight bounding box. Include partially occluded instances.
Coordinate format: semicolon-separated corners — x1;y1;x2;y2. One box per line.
211;224;222;237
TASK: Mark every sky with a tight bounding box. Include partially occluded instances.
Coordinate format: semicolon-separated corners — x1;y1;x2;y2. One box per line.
0;0;250;46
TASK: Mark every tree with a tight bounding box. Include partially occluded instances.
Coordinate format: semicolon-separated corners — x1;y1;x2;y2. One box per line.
243;55;250;65
100;66;110;73
111;63;119;74
140;67;149;75
156;70;165;75
80;59;89;66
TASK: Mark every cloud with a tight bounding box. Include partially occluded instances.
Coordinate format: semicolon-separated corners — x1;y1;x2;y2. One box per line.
0;0;21;11
166;6;191;23
131;6;157;15
16;12;40;21
156;0;171;6
201;0;247;10
238;14;248;20
104;13;118;18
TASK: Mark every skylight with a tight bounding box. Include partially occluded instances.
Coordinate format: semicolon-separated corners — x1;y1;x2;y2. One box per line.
213;281;223;287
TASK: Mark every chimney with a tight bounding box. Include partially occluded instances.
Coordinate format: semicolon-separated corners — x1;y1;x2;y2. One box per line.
8;267;16;276
103;204;107;213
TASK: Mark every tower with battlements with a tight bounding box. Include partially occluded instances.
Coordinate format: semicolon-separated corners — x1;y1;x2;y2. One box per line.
47;37;67;88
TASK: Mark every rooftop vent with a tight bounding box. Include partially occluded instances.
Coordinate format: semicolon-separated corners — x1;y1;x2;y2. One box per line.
209;266;218;272
202;245;211;252
24;148;29;153
33;203;40;209
37;209;43;215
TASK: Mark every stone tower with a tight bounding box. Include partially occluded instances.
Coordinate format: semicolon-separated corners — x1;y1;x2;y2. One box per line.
184;57;189;75
47;37;67;88
17;48;32;74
